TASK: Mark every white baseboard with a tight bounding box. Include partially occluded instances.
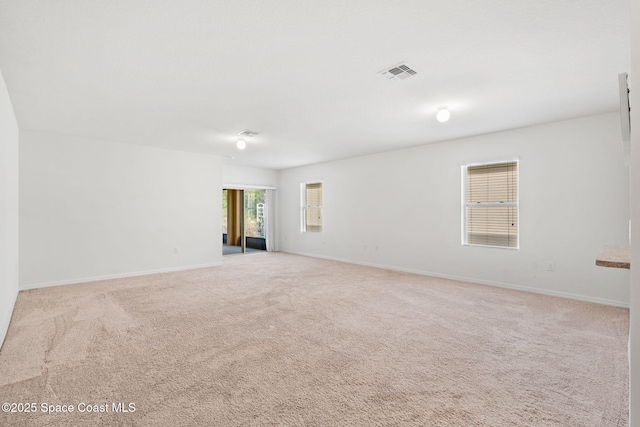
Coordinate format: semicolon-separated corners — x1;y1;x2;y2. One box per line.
284;251;629;308
0;285;19;350
20;261;224;291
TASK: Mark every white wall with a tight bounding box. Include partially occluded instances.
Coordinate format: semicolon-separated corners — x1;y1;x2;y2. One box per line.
0;70;19;348
20;131;223;288
629;0;639;421
223;164;278;188
279;113;630;306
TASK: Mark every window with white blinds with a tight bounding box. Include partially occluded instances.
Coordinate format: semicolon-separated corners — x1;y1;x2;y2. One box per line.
462;161;518;248
301;182;322;232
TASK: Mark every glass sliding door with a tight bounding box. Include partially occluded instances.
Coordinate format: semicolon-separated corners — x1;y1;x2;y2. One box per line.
222;188;267;255
244;189;266;252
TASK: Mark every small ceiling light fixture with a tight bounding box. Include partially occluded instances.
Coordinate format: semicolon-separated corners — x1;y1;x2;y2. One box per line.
436;107;451;123
236;139;247;150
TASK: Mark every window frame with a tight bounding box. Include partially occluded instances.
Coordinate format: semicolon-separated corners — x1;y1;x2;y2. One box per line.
461;159;519;250
300;181;323;233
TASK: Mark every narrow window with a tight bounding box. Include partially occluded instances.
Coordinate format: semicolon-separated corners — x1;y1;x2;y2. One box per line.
301;182;322;232
462;161;518;248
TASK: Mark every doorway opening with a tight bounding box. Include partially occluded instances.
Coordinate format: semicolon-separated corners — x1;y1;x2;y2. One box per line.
222;188;267;255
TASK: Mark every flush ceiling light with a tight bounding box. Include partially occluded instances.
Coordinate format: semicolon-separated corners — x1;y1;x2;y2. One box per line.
436;107;451;123
236;139;247;150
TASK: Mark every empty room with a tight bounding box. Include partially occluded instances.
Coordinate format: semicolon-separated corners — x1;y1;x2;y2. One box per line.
1;1;639;426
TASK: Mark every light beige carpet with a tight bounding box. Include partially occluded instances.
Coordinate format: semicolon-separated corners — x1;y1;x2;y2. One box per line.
0;252;629;426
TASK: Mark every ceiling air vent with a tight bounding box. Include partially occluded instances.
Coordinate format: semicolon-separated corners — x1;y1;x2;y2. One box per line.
380;63;417;81
238;130;260;137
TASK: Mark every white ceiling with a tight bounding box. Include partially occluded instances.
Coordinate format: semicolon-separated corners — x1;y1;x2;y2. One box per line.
0;0;630;170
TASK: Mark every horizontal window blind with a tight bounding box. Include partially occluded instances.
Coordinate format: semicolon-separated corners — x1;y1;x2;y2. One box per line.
464;161;518;248
304;183;323;232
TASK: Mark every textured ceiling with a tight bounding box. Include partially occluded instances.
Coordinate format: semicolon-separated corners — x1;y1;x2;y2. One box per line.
0;0;630;169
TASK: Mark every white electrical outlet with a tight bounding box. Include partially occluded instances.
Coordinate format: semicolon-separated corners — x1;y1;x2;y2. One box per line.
547;262;555;271
174;247;180;254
